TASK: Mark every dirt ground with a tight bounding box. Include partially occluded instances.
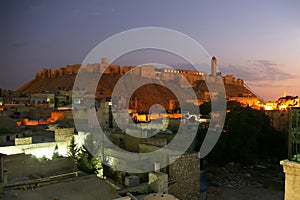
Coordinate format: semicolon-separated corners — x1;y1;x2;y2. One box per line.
203;161;284;200
205;186;283;200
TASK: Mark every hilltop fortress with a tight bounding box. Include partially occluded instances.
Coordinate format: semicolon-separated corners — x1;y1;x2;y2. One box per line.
33;58;244;88
17;57;258;109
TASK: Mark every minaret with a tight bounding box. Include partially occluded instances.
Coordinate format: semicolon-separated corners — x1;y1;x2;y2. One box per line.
211;56;217;76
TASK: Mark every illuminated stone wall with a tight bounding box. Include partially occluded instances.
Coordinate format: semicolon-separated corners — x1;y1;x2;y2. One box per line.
15;137;32;145
140;65;156;79
54;127;74;142
228;97;259;107
281;160;300;200
168;152;200;200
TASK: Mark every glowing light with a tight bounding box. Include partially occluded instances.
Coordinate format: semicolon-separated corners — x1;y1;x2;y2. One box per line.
264;105;274;111
260;95;300;111
279;104;287;110
22;111;65;126
30;147;54;159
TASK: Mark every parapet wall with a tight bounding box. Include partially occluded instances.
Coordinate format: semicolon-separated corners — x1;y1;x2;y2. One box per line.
0;154;76;182
223;75;244;86
34;63;244;88
35;64;81;79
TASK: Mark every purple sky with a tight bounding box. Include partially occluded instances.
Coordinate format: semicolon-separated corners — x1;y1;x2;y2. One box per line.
0;0;299;101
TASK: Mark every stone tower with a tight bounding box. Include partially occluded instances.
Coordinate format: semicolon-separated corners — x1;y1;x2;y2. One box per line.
211;56;217;76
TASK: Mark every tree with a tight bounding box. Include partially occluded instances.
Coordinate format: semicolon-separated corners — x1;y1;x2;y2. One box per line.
67;134;101;174
199;102;211;115
77;146;100;174
226;101;242;110
207;106;285;164
67;136;79;159
52;144;60;159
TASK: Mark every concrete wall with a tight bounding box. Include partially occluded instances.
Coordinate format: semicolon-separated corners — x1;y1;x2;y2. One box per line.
168;152;200;200
139;140;167;153
97;101;110;129
88;109;100;129
0;154;76;182
30;93;55;108
54;127;74;142
265;110;289;132
148;172;168;193
0;141;73;159
0;133;22;145
15;137;32;145
72;109;88;120
281;160;300;200
125;133;142;153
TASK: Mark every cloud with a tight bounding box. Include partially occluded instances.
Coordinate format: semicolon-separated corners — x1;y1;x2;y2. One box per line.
247;82;287;88
219;60;297;87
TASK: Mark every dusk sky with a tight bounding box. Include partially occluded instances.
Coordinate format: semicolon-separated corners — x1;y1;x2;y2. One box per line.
0;0;299;101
